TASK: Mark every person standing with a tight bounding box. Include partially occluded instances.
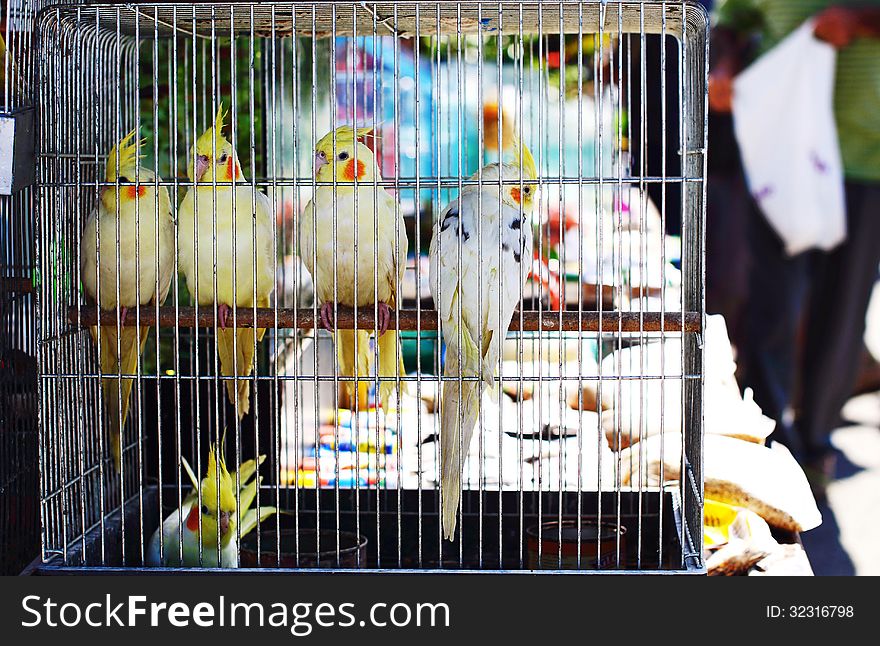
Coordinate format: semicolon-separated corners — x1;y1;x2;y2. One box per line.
628;2;752;339
710;1;880;497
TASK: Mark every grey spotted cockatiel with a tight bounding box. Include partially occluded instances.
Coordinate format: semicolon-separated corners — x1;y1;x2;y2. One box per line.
429;138;537;540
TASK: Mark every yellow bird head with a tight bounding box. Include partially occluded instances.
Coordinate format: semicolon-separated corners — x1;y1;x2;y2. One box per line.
313;126;379;184
506;137;538;213
508;183;536;213
101;130;156;213
186;441;238;546
188;103;242;185
471;163;537;215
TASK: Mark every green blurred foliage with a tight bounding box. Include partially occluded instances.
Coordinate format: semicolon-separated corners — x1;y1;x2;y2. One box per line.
134;35;331;179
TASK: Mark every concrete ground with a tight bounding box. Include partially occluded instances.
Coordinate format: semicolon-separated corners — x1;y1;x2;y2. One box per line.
800;395;880;575
798;283;880;576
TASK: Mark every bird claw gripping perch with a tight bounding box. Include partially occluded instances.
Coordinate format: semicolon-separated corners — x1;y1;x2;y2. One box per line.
376;302;392;337
217;303;230;329
320;301;337;332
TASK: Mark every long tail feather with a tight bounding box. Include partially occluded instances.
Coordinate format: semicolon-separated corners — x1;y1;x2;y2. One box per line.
377;329;405;411
217;325;264;418
236;455;266;490
238;506;277;540
96;324;148;470
237;475;262;518
336;328;371;411
440;328;483;540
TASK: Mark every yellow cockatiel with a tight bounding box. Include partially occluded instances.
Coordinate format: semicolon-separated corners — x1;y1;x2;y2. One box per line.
429;138;537;540
146;441;275;568
80;130;175;469
178;104;274;418
299;126;408;411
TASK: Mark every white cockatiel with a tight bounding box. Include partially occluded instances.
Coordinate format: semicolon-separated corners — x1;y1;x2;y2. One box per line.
80;130;174;469
146;442;275;568
178;104;275;418
429;139;537;540
299;126;408;411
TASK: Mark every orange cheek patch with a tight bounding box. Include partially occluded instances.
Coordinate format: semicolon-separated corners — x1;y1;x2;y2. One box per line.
126;186;146;200
186;504;200;531
343;158;366;181
226;157;240;180
510;187;522;204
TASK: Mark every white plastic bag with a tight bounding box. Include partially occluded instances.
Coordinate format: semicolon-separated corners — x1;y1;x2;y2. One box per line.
733;20;846;256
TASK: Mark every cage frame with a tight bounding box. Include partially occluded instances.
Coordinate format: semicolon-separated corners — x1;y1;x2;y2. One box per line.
32;0;708;575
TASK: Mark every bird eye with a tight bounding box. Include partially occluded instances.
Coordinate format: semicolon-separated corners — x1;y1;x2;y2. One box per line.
524;187;531;195
338;151;349;161
119;176;130;183
218;152;228;164
201;505;209;515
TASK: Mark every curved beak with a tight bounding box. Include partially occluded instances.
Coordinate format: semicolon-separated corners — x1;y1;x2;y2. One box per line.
195;154;210;182
314;151;328;177
218;511;231;537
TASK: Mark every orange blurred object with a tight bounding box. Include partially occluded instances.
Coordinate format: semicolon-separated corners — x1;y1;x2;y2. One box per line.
483;101;515;154
529;256;562;311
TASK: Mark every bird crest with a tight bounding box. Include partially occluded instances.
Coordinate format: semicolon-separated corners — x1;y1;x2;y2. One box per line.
196;102;229;155
315;125;377;152
105;129;143;181
511;135;537;182
201;440;237;514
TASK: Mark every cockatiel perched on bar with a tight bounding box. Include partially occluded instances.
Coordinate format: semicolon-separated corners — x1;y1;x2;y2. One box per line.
429;137;537;540
80;130;174;469
299;126;408;411
178;104;274;418
146;441;275;567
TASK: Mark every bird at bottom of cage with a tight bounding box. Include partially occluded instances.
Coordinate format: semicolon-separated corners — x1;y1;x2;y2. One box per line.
80;130;175;470
177;102;275;420
299;125;408;412
146;442;275;568
429;135;538;540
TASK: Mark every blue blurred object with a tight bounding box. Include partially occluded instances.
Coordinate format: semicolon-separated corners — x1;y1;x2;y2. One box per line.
334;37;434;212
325;475;368;488
333;38;614;218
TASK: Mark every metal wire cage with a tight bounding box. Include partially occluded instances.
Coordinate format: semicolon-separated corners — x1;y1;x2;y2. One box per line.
1;0;40;575
34;1;707;573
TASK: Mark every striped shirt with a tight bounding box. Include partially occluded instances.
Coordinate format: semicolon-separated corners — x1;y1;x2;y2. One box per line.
716;0;880;182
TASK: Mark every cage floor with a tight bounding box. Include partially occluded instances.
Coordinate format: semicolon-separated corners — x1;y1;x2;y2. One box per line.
35;485;697;573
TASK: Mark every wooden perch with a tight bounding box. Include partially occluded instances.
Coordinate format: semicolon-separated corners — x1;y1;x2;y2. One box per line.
68;305;701;333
